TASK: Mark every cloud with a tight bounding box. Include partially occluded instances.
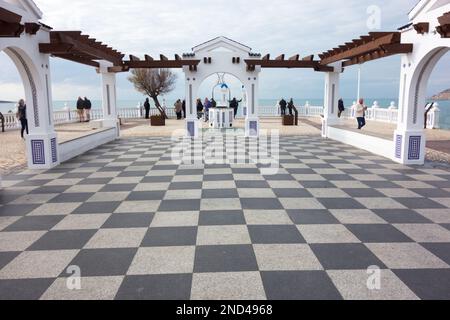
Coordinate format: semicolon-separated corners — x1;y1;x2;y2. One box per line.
3;0;446;102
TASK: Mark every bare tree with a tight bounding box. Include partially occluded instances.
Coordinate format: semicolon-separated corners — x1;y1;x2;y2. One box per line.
128;68;177;119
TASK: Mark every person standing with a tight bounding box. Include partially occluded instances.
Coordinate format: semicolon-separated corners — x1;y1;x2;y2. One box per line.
355;98;368;130
229;97;242;119
338;98;345;118
16;99;28;140
204;98;212;122
279;98;287;116
144;98;151;119
288;98;295;116
196;99;204;119
84;97;92;122
76;97;85;122
174;99;183;120
211;98;217;109
182;100;186;119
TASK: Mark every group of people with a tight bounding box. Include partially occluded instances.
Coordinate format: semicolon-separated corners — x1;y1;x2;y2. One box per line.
337;98;368;129
76;97;92;123
279;98;296;116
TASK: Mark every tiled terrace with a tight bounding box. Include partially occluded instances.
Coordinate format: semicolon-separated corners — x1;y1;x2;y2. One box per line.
0;133;450;300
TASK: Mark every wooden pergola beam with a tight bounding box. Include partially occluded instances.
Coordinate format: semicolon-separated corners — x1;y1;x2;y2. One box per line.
244;59;333;72
0;7;22;24
413;22;429;34
124;59;201;69
289;54;300;61
145;54;154;61
0;21;24;37
54;54;100;68
275;54;285;61
24;23;40;35
320;32;401;65
302;54;314;61
262;54;270;60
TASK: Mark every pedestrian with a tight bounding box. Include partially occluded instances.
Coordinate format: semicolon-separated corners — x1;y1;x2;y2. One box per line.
355;98;368;130
211;98;217;109
338;98;345;118
76;97;85;122
174;99;183;120
229;97;242;119
288;98;295;115
196;99;204;119
16;99;28;140
204;98;212;122
182;100;186;119
144;98;151;119
279;98;287;116
84;97;92;122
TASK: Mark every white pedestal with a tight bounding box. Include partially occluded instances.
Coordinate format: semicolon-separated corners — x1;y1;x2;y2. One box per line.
245;117;259;137
186;117;200;138
393;130;426;165
209;108;234;129
26;132;60;170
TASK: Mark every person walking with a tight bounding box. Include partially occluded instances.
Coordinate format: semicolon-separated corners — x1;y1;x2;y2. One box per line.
338;98;345;118
288;98;295;116
76;97;85;122
279;98;287;116
174;99;183;120
182;100;186;119
16;99;28;140
84;97;92;122
355;98;368;130
229;97;242;119
144;98;151;119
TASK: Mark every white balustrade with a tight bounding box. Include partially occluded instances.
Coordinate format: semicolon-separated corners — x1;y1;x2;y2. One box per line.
3;102;442;132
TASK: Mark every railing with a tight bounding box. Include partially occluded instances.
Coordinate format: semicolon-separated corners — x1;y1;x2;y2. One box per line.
0;102;441;132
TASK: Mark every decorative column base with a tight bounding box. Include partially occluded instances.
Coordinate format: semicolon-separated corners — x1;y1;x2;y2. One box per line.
245;117;259;137
26;132;60;170
186;117;200;138
321;117;338;138
393;130;426;165
102;119;120;137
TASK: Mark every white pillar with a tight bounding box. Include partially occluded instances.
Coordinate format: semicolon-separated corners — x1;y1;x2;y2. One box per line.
184;74;200;138
357;64;362;102
393;56;428;165
98;61;120;136
322;66;341;138
245;76;260;137
21;54;60;170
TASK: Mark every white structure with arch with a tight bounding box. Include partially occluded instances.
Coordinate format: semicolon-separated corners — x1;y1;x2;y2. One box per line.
395;0;450;164
0;0;120;170
183;37;261;138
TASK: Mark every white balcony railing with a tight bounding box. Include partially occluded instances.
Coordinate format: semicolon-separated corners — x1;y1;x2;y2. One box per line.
0;102;441;132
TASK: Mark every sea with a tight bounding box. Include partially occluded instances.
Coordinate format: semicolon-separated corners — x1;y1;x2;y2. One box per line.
1;98;450;130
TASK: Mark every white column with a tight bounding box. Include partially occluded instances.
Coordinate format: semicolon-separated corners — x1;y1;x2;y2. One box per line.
184;74;200;138
322;67;341;138
23;55;60;169
394;56;427;165
245;75;260;137
98;61;119;136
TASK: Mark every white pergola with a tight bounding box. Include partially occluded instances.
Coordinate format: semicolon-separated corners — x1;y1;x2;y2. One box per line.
320;0;450;165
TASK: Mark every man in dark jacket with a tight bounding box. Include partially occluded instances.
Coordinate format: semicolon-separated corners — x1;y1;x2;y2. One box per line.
279;99;287;116
182;100;186;118
338;98;345;118
84;97;92;122
144;98;151;119
229;98;242;118
76;97;85;122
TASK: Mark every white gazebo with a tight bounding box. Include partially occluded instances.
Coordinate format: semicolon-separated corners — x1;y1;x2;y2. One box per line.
182;36;262;138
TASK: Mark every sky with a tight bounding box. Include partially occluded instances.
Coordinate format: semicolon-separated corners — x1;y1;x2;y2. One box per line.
0;0;449;103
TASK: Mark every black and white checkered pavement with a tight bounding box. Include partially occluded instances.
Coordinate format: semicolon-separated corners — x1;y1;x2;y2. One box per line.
1;135;450;300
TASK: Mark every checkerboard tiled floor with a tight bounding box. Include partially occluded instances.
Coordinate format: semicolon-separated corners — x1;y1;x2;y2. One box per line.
1;135;450;300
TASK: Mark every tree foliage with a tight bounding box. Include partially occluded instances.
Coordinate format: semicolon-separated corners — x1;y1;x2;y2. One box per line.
128;68;177;118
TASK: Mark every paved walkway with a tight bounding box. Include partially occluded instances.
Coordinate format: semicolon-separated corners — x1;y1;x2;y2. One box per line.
0;133;450;300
